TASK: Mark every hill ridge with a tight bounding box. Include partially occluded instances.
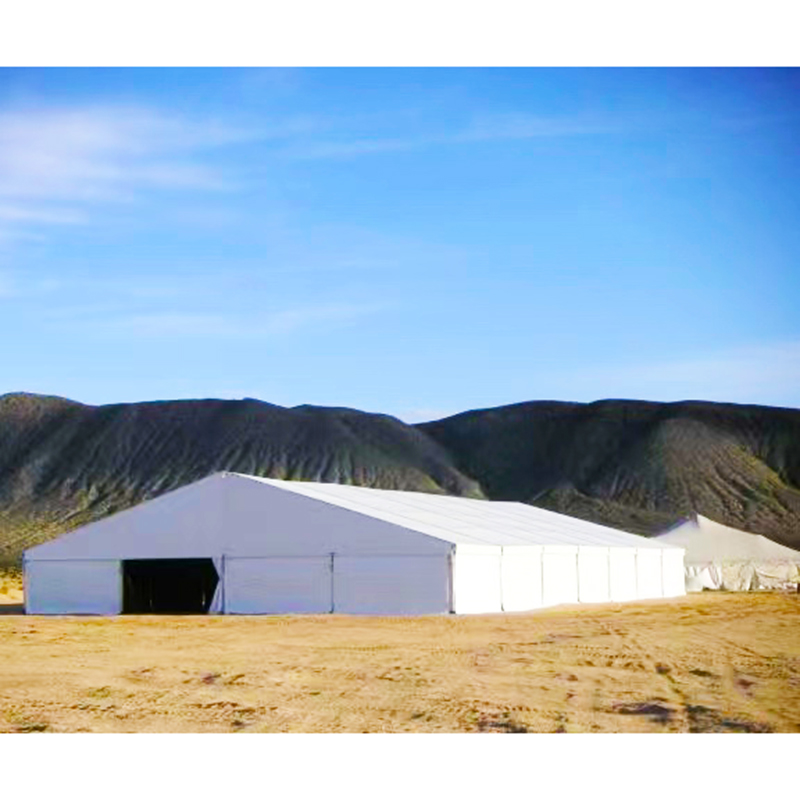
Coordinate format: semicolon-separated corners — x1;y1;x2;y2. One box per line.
0;391;798;563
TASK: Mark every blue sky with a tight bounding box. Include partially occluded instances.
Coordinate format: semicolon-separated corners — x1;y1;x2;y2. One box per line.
0;67;798;420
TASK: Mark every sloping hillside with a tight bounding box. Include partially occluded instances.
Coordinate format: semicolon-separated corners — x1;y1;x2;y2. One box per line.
1;392;799;563
0;393;482;562
420;399;800;547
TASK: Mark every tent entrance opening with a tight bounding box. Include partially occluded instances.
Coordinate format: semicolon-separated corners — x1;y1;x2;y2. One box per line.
122;558;219;614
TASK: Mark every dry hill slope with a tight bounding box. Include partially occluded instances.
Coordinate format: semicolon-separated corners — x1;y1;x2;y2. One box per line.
1;393;799;562
419;399;800;547
0;393;481;562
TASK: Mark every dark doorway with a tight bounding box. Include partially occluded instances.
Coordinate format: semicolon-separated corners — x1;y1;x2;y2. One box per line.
122;558;219;614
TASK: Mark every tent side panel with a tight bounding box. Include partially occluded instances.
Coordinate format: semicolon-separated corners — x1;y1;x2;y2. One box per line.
24;559;121;615
453;548;502;614
685;565;713;592
718;562;757;591
635;548;664;600
500;547;543;611
609;549;637;602
751;562;800;591
542;547;579;607
333;555;450;615
224;557;332;614
662;549;687;597
577;548;611;603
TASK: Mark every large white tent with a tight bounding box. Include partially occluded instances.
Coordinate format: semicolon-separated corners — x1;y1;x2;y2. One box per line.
654;514;800;592
24;472;685;615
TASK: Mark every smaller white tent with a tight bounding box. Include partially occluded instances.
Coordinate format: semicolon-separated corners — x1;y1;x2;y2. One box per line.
654;514;800;592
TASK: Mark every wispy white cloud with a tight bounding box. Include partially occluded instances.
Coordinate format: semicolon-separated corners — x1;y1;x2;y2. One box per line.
263;303;384;335
0;106;243;196
0;102;613;242
0;104;261;241
111;313;232;337
89;302;385;339
555;341;800;409
283;112;615;160
0;270;64;298
0;228;45;247
390;342;800;423
0;204;87;225
455;113;617;142
286;137;420;159
255;222;469;275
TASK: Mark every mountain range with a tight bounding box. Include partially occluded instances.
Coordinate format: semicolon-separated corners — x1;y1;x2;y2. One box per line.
1;392;798;564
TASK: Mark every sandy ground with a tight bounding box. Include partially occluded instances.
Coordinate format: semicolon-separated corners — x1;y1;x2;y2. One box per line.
0;592;798;733
0;570;22;605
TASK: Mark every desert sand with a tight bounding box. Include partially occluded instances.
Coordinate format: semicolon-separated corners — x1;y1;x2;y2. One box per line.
0;590;798;733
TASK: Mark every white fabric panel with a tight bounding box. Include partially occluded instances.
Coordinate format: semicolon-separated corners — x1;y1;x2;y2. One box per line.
26;474;226;560
542;549;579;607
500;547;543;611
609;549;638;602
224;557;332;614
24;559;120;615
684;561;798;592
685;567;710;592
333;556;449;615
453;548;502;613
577;548;610;603
636;549;664;599
208;556;224;614
748;562;800;590
688;563;723;591
662;549;688;596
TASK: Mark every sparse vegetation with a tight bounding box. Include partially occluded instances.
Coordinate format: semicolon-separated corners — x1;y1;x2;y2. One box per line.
1;393;799;561
421;398;800;546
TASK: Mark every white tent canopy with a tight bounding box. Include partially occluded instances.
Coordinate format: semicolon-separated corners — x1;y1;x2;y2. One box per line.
24;472;685;615
654;514;800;592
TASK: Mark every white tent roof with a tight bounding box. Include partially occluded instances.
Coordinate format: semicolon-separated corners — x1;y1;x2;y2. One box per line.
241;474;673;549
654;514;800;564
25;472;679;562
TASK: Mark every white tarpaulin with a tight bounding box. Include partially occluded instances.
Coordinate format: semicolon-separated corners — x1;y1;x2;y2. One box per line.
24;559;121;615
501;547;544;611
333;555;450;615
24;472;685;615
224;557;333;614
655;515;800;592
